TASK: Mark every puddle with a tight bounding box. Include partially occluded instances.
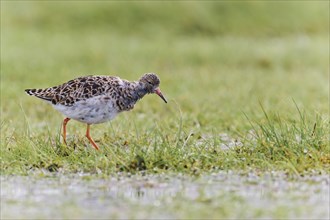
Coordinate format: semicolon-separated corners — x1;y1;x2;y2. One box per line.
1;171;329;219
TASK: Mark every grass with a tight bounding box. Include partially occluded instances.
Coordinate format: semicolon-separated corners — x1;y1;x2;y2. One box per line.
1;1;329;176
1;101;328;175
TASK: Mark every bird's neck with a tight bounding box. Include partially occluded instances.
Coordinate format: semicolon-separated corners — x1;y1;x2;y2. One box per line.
119;81;148;107
131;81;148;101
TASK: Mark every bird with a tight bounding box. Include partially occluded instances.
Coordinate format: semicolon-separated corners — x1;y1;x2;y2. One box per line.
25;73;167;150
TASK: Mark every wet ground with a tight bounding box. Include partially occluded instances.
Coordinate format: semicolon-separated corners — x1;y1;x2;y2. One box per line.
1;171;329;219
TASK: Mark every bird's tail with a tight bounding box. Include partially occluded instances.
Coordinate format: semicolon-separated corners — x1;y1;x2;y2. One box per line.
25;89;38;96
25;88;53;102
25;88;45;96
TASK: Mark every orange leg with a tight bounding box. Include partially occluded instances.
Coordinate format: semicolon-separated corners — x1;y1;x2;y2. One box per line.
85;124;100;150
62;118;71;145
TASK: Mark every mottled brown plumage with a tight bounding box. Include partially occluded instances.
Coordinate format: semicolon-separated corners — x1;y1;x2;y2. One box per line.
25;73;167;150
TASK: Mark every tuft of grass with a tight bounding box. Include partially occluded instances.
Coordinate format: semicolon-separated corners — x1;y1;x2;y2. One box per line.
241;103;329;174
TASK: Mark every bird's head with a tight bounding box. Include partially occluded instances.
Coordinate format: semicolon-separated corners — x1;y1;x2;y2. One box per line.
139;73;167;103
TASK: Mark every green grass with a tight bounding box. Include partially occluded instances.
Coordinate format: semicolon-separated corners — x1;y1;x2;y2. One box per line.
1;1;329;176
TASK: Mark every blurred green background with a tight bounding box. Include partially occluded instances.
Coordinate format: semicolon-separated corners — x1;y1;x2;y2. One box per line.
1;1;329;137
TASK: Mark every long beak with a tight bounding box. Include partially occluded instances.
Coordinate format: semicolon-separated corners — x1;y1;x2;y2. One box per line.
154;88;167;103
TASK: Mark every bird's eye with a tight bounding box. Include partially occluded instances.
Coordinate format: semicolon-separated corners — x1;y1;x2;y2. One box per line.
147;81;152;85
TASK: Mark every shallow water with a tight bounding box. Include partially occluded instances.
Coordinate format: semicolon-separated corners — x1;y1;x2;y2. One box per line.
1;171;329;219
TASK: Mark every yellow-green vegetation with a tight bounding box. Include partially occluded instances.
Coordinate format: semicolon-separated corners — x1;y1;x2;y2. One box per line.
1;1;329;175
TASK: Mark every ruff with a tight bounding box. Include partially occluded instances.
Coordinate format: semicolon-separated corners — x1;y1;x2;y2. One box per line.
25;73;167;150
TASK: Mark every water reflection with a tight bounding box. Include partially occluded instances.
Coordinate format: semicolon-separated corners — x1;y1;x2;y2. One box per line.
1;171;329;219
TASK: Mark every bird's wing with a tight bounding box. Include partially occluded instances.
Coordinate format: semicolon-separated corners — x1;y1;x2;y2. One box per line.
26;76;120;106
54;75;120;106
